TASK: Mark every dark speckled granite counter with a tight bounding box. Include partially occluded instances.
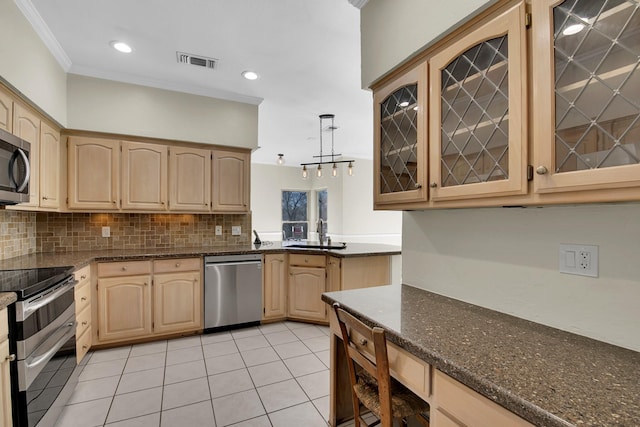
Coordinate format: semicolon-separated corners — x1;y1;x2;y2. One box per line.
322;284;640;427
0;242;400;270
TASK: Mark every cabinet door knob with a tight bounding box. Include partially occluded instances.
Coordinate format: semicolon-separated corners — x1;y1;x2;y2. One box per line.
82;321;88;326
81;297;87;302
122;267;127;271
536;166;548;175
358;338;368;346
82;345;88;350
430;182;437;188
80;275;87;280
6;354;15;362
175;263;181;268
42;196;48;200
414;183;422;189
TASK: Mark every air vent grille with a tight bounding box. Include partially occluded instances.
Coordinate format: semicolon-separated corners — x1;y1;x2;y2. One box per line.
176;51;217;69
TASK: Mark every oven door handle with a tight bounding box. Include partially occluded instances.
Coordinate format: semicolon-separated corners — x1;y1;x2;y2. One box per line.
25;322;75;370
19;319;76;391
9;148;30;192
20;276;77;321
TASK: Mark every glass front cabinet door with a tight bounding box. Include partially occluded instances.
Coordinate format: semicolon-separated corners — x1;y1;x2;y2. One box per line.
429;2;528;201
532;0;640;193
373;62;428;208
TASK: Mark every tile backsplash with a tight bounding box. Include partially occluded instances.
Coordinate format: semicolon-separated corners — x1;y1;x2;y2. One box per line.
35;213;251;252
0;209;37;260
1;208;251;259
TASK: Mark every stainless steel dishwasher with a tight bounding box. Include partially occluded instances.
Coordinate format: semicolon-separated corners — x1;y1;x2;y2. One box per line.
204;254;262;331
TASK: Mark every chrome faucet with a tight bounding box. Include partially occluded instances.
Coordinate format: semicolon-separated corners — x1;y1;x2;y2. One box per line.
317;219;327;244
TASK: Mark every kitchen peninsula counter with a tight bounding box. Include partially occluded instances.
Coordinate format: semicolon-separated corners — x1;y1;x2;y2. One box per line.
321;284;640;427
0;242;400;270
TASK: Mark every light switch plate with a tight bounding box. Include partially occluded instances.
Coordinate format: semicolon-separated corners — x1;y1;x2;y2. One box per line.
215;225;222;236
231;225;241;236
101;226;110;238
559;244;598;277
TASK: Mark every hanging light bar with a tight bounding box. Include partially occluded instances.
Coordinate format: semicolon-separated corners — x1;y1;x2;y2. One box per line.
300;114;355;178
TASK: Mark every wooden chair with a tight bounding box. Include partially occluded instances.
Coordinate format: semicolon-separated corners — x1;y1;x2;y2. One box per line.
333;303;430;427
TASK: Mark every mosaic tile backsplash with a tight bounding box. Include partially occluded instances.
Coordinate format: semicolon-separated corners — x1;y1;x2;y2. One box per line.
35;213;251;252
0;209;37;260
0;209;251;259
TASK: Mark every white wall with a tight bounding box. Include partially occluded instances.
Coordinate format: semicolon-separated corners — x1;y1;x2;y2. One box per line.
403;204;640;351
251;161;401;244
360;0;494;87
0;0;67;124
67;74;258;149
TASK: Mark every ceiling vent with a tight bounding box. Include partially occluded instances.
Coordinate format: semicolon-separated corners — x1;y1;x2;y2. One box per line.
176;51;217;69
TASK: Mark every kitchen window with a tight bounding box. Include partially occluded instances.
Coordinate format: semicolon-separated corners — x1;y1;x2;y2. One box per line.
282;190;308;240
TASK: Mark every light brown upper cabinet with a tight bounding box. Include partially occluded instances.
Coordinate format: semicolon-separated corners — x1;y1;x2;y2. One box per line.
0;87;12;133
121;141;167;210
429;2;528;201
68;136;120;210
13;103;41;206
373;62;428;208
169;146;211;212
212;150;250;212
532;0;640;194
38;122;61;209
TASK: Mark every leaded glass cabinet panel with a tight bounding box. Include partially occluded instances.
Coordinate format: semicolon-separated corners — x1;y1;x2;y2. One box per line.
429;2;528;201
533;0;640;193
373;62;428;208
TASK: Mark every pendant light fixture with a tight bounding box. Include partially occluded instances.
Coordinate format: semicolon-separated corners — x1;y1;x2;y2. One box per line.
301;114;355;179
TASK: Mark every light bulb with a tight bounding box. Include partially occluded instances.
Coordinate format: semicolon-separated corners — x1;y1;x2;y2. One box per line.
332;163;338;177
302;165;308;179
277;154;285;165
348;162;354;176
316;164;323;178
563;23;585;35
110;41;132;53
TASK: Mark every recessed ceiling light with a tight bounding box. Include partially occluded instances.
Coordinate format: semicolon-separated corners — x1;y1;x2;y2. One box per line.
110;41;133;53
242;70;259;80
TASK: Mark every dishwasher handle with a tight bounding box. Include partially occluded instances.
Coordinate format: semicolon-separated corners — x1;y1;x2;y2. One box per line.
205;261;262;268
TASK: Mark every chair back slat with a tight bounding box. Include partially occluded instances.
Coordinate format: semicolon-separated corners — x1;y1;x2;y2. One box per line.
334;303;394;426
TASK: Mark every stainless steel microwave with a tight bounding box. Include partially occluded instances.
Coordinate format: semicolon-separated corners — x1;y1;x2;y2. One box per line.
0;127;30;205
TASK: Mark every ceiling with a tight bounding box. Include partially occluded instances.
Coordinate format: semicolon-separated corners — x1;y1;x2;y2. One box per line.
21;0;372;166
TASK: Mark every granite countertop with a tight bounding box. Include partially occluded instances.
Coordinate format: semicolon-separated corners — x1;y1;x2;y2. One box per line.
322;285;640;427
0;292;17;310
0;242;401;270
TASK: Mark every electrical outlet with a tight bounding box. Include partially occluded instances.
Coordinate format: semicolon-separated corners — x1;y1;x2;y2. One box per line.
559;244;598;277
215;225;222;236
231;225;241;236
101;226;111;238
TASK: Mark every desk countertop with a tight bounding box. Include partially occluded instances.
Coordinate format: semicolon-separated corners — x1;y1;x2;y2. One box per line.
322;284;640;427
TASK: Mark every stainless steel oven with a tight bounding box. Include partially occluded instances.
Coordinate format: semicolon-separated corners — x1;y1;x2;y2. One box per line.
0;267;79;427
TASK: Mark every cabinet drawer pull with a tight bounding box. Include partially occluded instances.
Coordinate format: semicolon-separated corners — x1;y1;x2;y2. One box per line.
536;166;548;175
358;338;368;346
175;263;181;268
121;267;127;271
5;354;16;362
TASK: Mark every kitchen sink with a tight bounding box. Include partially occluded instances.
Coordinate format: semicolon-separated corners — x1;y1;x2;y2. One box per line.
283;241;347;250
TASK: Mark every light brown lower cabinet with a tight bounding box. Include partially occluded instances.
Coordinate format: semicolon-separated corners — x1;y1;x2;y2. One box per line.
432;370;534;427
96;258;202;345
263;253;288;321
0;308;12;427
288;265;327;322
74;265;92;362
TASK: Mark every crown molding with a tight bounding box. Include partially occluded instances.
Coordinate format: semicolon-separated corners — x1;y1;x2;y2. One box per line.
348;0;369;10
14;0;72;71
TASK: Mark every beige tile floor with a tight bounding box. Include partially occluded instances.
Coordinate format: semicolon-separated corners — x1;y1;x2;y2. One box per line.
54;321;335;427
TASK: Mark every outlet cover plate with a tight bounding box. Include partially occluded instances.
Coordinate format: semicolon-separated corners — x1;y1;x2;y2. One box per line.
559;244;598;277
231;225;241;236
215;225;222;236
